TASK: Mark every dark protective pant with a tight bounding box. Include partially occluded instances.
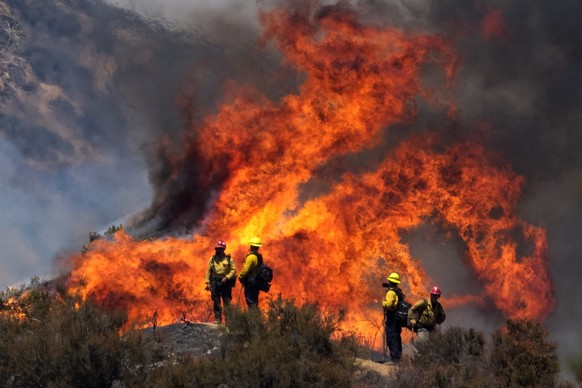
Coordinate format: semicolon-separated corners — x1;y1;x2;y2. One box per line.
243;282;260;309
211;279;232;321
385;312;402;362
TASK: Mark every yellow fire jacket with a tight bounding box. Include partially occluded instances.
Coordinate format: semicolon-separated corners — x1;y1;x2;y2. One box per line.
205;254;236;283
407;299;446;330
382;288;399;311
238;252;259;280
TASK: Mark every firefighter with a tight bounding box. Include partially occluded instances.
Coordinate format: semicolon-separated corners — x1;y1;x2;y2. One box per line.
382;272;404;364
408;285;446;343
238;237;262;309
205;240;236;324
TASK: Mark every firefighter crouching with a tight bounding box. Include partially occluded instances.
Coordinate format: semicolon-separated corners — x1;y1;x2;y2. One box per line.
408;285;446;343
205;240;236;324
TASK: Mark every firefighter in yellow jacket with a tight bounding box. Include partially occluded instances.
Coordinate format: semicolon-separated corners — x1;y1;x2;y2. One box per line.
205;240;236;324
382;272;404;364
408;286;446;343
238;237;262;309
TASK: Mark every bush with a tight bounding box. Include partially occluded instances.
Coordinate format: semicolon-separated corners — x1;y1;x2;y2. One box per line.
491;319;560;388
0;289;150;387
413;326;485;367
389;326;489;387
130;296;362;387
388;320;562;388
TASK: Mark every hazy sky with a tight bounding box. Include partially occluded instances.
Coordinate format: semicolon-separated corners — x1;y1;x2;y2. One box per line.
0;0;263;287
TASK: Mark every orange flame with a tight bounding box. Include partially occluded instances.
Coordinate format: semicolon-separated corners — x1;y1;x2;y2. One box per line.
1;295;31;323
67;3;553;340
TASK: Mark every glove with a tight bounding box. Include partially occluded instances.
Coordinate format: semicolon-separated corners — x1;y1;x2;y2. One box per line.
221;277;228;284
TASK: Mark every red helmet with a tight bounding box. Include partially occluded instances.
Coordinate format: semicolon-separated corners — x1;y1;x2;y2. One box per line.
215;240;226;250
431;286;442;296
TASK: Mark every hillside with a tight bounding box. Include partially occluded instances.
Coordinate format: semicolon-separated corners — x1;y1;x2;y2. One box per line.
0;2;25;98
1;285;575;387
0;286;397;386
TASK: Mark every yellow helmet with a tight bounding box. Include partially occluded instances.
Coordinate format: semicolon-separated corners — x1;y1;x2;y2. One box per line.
387;272;400;284
249;237;262;247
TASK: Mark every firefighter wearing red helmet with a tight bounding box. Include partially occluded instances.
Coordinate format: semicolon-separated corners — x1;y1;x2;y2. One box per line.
407;285;446;343
205;240;236;324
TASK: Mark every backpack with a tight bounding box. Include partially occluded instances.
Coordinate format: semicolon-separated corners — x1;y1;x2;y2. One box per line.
395;300;411;329
388;287;411;329
249;253;273;292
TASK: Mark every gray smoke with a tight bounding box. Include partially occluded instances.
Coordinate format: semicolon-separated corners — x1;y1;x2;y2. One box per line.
0;0;273;285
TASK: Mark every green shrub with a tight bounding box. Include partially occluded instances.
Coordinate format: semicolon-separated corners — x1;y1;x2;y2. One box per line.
413;326;485;367
491;319;560;388
389;326;489;387
0;290;150;387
